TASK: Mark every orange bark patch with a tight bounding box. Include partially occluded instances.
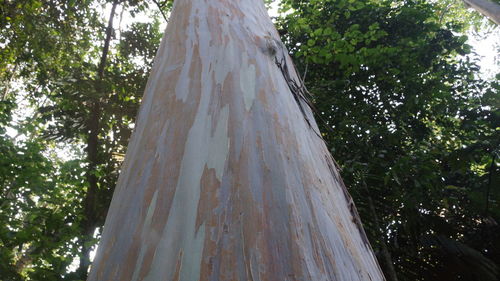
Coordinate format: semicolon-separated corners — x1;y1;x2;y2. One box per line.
172;250;184;281
196;167;220;232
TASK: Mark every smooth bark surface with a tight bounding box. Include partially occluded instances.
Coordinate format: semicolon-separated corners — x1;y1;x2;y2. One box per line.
88;0;385;280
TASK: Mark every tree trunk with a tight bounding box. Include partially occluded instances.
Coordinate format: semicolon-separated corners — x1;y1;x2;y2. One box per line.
463;0;500;24
79;0;119;279
88;0;385;280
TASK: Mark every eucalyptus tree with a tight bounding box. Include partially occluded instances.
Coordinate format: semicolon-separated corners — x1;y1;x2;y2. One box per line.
1;0;497;280
88;0;384;280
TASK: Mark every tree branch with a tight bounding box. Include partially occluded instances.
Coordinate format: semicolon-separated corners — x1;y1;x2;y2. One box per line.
152;0;169;22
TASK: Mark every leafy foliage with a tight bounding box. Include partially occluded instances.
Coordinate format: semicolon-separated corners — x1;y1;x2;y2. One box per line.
1;0;163;279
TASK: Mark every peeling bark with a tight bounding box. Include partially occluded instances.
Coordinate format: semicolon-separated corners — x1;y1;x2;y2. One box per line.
88;1;385;280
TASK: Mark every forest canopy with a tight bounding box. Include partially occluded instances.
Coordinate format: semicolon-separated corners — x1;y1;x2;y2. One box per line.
0;0;498;280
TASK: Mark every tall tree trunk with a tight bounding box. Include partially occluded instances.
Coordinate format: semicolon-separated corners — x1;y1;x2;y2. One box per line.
88;0;385;280
78;0;119;278
463;0;500;24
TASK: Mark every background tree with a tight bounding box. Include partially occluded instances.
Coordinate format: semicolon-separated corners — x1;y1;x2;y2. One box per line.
1;0;164;279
